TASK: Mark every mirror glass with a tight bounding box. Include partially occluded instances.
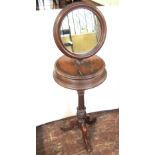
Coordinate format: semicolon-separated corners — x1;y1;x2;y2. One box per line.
60;8;101;54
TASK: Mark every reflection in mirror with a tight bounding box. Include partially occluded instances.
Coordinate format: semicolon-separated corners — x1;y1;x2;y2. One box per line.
60;8;101;54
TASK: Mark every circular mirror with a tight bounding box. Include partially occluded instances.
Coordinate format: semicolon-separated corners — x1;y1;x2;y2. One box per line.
61;8;101;54
53;2;107;59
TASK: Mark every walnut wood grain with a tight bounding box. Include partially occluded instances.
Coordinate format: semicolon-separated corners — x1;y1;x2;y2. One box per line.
53;55;107;90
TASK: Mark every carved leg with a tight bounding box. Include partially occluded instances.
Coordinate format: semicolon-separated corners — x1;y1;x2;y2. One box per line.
60;119;78;131
80;122;92;152
86;116;96;125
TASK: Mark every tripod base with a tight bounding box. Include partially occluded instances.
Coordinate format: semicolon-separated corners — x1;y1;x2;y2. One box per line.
61;115;96;152
60;90;96;152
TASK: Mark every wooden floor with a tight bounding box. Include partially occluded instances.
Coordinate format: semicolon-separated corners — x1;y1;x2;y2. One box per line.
36;109;119;155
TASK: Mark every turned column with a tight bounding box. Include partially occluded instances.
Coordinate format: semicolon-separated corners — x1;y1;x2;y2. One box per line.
77;90;86;122
77;90;91;151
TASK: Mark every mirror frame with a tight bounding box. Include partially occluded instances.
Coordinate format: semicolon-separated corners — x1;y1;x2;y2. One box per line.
53;2;107;59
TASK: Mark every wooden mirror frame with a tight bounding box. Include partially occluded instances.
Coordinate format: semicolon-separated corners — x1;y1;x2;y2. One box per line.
53;2;107;59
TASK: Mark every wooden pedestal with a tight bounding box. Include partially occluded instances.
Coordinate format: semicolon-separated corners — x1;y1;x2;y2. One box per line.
53;55;107;151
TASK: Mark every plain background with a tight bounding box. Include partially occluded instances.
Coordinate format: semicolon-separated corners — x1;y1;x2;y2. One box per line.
0;0;155;155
